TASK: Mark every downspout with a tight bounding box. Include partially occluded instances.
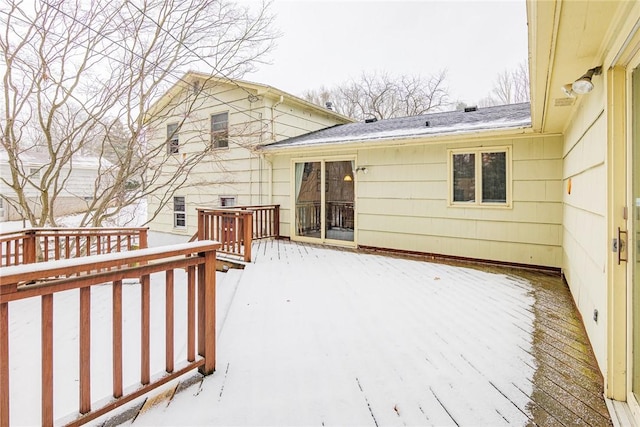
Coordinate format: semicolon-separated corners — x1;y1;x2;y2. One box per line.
271;95;284;142
260;154;273;204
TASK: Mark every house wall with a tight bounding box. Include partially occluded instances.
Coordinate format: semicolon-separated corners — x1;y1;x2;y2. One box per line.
560;82;608;370
0;160;102;222
1;197;92;221
270;132;564;268
147;81;346;237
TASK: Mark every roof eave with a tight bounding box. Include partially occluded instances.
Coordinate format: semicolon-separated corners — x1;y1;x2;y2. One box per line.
259;124;538;154
144;71;355;125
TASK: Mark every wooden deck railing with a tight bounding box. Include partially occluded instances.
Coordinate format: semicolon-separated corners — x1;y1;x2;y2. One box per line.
196;205;279;262
0;227;148;267
0;240;220;427
236;204;280;240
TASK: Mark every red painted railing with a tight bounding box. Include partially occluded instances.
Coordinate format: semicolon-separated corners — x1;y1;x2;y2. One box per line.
237;204;280;240
196;205;279;262
0;240;220;426
0;227;148;267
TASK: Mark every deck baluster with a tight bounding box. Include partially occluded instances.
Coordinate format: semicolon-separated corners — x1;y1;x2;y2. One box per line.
79;287;91;414
166;270;174;373
112;280;123;398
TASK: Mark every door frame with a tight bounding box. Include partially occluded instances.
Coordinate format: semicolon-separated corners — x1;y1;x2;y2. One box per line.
290;156;357;247
621;52;640;420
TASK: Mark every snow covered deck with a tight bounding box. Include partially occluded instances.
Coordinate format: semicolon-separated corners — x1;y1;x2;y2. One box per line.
126;240;610;426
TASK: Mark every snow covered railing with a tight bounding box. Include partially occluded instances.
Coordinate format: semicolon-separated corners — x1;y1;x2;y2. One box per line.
235;204;280;240
0;227;148;267
0;241;220;427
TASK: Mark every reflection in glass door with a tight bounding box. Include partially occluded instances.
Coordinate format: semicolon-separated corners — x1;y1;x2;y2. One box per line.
294;162;321;238
325;161;355;241
294;160;355;242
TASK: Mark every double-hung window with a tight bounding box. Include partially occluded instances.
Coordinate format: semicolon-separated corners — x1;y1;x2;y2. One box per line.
449;147;510;206
167;123;179;154
211;112;229;149
174;196;186;228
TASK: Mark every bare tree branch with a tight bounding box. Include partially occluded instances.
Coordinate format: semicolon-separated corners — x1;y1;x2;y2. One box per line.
0;0;277;227
479;61;530;107
302;70;449;121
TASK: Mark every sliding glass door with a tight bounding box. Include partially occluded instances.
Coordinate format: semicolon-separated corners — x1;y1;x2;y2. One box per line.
294;159;354;243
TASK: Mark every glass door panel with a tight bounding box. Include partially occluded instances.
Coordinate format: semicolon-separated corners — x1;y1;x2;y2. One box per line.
325;161;354;242
294;162;321;238
633;68;640;400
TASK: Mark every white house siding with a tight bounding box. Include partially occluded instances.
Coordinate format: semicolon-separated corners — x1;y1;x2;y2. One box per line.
147;78;348;237
560;82;608;370
271;133;563;268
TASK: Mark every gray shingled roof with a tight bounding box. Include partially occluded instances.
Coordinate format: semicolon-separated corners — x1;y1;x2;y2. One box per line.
262;102;531;149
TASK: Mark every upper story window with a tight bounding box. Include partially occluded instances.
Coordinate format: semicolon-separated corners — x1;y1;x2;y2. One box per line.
449;147;510;207
211;112;229;149
167;123;179;154
29;167;40;179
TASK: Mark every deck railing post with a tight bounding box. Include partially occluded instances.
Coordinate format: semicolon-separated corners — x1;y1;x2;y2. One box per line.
198;249;216;375
139;228;148;249
23;230;36;264
243;212;253;263
197;209;205;241
274;205;280;238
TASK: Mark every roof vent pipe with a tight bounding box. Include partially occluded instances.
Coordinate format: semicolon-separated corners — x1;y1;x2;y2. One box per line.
464;106;478;112
325;101;333;110
425;121;430;127
365;117;377;123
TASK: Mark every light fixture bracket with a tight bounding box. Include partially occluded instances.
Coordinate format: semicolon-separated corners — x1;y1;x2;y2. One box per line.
572;66;603;95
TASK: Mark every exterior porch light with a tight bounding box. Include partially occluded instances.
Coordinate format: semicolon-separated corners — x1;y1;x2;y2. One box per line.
343;174;353;182
571;66;602;94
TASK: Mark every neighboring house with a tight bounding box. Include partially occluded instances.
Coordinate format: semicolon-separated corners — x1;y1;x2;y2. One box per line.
145;72;353;237
0;149;105;222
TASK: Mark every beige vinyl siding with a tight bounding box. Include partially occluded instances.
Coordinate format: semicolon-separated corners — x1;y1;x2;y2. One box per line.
356;136;562;267
271;104;341;141
147;80;346;237
273;132;563;268
560;82;608;370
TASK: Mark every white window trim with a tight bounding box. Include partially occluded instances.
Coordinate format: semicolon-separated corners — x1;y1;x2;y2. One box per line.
211;112;229;149
167;123;179;155
447;146;512;208
173;196;186;228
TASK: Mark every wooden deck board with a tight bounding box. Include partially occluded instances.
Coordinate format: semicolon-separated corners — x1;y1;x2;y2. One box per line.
131;240;612;426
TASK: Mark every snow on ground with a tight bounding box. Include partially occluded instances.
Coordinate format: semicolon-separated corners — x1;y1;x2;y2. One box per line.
132;241;536;426
5;239;537;426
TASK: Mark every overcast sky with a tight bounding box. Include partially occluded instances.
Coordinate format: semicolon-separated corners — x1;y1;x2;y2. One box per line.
242;0;528;107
